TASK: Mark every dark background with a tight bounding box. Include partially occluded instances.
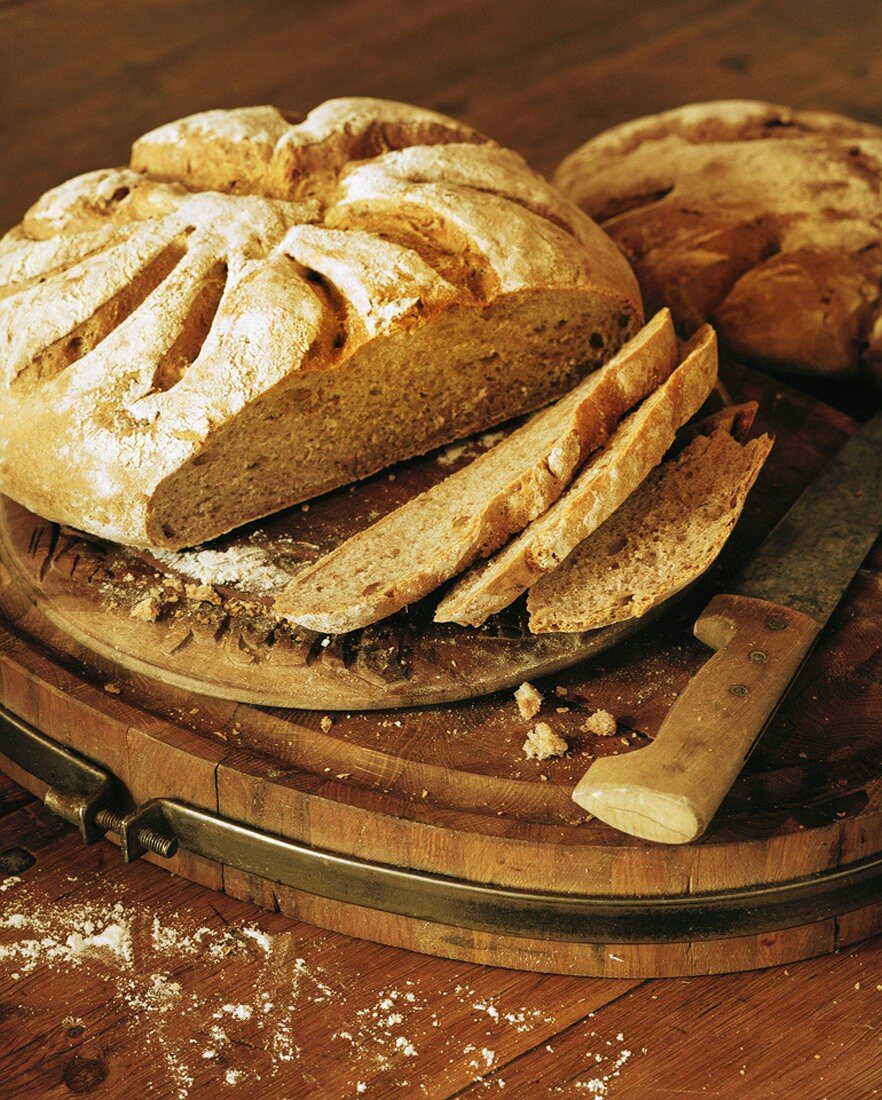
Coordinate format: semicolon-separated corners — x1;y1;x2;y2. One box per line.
2;0;880;231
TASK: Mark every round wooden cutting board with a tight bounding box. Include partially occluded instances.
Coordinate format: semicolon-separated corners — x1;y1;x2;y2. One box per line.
0;410;671;711
0;364;880;978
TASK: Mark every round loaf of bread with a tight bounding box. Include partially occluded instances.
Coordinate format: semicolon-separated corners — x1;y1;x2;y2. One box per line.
0;99;641;549
555;99;882;383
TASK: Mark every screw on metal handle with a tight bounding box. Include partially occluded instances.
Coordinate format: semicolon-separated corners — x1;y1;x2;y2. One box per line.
94;807;178;859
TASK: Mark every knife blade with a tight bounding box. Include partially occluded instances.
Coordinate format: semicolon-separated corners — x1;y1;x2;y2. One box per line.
573;407;882;844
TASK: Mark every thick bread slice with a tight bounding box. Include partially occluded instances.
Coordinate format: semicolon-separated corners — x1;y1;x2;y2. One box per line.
527;427;773;633
435;326;718;626
0;99;641;549
274;311;678;633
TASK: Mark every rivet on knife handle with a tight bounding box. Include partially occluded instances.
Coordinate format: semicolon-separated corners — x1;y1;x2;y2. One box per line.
572;593;821;844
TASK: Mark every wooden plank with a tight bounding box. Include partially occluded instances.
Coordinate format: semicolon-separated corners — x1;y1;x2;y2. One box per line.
2;786;882;1098
5;0;882;240
454;934;882;1098
0;0;739;228
0;770;32;820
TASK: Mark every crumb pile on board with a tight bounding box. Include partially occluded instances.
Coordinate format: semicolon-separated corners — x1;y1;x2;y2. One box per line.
0;875;645;1097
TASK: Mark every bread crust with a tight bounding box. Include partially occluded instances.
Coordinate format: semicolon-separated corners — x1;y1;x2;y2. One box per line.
555;99;882;383
0;99;641;548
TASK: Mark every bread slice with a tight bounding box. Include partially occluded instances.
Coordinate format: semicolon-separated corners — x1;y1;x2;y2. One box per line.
435;326;718;626
0;99;641;549
274;311;678;633
527;427;773;633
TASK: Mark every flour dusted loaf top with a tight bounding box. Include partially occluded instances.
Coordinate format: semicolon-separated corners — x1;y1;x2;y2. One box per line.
555;100;882;383
0;99;641;549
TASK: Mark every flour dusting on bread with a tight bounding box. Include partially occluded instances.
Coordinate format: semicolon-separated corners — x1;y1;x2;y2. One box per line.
0;98;641;550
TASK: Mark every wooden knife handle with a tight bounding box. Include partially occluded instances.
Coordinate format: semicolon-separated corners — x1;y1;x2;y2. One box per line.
572;594;821;844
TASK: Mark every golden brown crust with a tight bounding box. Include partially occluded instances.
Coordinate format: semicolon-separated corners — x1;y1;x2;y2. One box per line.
555;99;882;383
0;99;641;548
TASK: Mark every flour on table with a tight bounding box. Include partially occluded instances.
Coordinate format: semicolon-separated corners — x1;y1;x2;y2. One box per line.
1;878;646;1095
0;899;133;972
570;1042;643;1097
0;893;285;1097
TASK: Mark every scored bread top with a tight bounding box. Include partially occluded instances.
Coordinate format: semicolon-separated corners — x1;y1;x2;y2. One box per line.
0;98;640;547
555;99;882;382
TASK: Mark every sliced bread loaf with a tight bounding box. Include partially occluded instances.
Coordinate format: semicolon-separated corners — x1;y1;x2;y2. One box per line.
274;311;678;633
527;427;773;633
435;326;718;626
0;99;641;549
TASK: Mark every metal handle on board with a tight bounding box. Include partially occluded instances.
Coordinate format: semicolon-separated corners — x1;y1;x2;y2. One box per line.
1;703;881;944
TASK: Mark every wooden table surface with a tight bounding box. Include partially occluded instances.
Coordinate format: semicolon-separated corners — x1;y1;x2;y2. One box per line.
1;1;881;1096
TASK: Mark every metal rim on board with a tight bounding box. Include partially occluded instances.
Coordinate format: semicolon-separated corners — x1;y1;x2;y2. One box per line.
1;704;879;945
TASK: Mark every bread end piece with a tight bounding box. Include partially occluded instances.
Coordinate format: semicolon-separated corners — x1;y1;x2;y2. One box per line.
527;427;773;634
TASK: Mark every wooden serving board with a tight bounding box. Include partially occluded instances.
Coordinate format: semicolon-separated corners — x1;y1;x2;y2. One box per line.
0;411;680;710
0;363;880;978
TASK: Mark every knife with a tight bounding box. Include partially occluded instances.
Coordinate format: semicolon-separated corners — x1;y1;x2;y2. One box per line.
572;406;882;844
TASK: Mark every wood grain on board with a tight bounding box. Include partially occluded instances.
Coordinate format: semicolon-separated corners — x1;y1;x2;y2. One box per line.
1;785;880;1099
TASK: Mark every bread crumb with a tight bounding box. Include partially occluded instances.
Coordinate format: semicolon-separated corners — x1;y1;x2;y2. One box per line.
514;682;543;721
320;716;333;732
581;709;617;737
185;583;221;605
103;682;121;694
523;722;568;761
130;595;162;622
